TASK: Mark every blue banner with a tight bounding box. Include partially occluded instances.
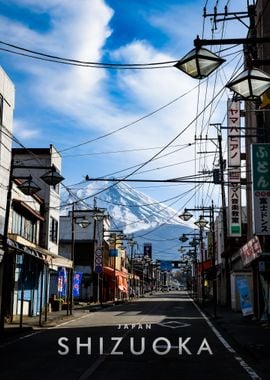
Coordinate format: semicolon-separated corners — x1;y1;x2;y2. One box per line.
57;267;67;297
236;277;253;316
73;272;83;297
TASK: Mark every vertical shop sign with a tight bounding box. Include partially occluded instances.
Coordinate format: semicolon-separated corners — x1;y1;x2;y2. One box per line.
227;100;242;236
94;247;103;273
252;144;270;235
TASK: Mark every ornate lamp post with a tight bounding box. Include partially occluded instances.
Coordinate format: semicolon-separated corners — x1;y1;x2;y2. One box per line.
194;216;208;307
179;233;200;243
91;207;107;305
179;204;216;314
68;204;91;316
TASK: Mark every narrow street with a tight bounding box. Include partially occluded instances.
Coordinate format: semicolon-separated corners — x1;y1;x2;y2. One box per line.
0;292;265;380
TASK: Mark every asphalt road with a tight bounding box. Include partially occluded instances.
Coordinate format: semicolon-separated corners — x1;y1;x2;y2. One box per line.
0;292;264;380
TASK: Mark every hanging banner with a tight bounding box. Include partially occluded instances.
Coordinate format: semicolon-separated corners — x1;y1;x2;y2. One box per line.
227;99;242;237
144;243;152;259
57;267;67;297
236;277;253;317
73;272;83;297
251;143;270;235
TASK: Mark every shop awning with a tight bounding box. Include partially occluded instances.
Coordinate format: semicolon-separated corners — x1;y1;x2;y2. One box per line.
103;266;129;293
6;236;73;268
7;238;44;260
197;259;212;273
103;266;129;278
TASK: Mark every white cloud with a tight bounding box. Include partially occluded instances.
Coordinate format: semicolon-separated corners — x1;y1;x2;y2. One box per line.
0;0;114;110
0;0;229;207
13;119;41;139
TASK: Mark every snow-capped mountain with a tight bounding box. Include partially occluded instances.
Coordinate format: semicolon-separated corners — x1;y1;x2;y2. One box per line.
63;181;196;261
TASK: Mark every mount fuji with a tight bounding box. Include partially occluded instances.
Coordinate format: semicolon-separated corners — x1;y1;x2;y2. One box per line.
64;181;197;261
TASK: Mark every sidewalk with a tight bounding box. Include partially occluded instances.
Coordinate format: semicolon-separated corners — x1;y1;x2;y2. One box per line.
2;301;116;341
202;301;270;377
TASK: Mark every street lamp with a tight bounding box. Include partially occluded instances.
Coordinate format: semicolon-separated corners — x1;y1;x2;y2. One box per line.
92;210;106;305
17;176;41;195
178;210;193;221
226;68;270;99
194;216;209;229
179;205;216;310
179;233;200;243
68;204;91;316
178;247;187;253
175;32;270;99
174;47;225;79
179;234;189;243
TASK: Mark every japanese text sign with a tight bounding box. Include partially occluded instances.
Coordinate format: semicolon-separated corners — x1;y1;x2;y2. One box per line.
252;144;270;235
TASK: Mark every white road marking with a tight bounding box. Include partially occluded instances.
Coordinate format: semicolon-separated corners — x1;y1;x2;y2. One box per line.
192;299;262;380
0;330;41;348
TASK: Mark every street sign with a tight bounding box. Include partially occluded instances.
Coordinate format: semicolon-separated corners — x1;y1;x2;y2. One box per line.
160;261;172;271
109;248;118;257
94;247;103;273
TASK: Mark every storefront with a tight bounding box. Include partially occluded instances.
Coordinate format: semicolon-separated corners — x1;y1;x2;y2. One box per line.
4;236;72;320
103;266;129;301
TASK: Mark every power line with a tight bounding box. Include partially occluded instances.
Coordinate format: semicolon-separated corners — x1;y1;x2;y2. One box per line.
0;40;178;69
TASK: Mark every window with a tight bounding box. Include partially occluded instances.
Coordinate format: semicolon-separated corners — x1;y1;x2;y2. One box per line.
11;209;38;244
50;217;58;243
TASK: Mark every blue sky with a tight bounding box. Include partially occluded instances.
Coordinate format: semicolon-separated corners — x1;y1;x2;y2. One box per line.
0;0;247;212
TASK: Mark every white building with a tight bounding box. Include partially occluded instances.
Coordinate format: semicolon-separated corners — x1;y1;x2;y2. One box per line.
0;67;15;236
12;145;62;256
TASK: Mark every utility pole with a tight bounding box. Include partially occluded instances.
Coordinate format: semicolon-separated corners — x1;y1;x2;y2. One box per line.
196;131;230;306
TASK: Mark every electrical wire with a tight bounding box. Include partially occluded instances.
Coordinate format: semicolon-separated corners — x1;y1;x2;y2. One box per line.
61;142;191;158
0;40;178;69
51;82;227;213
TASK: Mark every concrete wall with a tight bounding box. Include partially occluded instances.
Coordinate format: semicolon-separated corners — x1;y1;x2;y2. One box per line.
0;67;15;235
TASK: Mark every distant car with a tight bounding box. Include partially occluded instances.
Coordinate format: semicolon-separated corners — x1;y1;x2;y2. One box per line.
161;285;169;292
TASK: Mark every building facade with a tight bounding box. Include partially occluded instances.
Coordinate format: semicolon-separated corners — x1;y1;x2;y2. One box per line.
0;67;15;236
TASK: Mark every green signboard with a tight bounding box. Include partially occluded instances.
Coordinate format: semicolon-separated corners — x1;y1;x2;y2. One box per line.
252;144;270;235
